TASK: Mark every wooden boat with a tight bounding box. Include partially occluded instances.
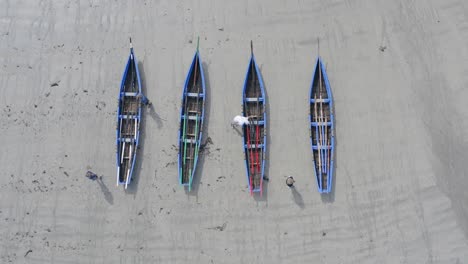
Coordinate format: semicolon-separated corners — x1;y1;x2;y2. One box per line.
178;38;206;191
242;42;266;196
309;56;335;193
116;38;142;189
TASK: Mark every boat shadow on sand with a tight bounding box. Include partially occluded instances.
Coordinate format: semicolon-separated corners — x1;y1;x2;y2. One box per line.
185;61;211;199
125;61;149;196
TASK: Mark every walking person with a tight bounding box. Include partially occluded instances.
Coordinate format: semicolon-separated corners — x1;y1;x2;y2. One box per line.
86;171;99;181
136;93;151;107
286;176;295;188
231;115;250;128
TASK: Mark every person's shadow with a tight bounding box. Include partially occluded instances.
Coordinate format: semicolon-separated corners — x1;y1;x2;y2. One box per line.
139;61;164;128
291;186;305;209
97;177;113;205
147;103;164;129
232;125;243;137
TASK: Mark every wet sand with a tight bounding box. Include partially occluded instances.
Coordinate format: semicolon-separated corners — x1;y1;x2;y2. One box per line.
1;0;468;263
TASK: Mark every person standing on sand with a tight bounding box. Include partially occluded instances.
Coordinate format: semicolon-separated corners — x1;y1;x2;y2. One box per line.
85;171;102;181
286;176;295;187
231;115;250;128
136;93;151;107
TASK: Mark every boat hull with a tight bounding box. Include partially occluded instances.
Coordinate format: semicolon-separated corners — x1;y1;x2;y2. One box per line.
309;57;335;193
242;55;267;195
178;51;206;191
116;48;142;189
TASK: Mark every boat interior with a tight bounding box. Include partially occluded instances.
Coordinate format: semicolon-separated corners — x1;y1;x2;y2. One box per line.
310;60;332;190
118;58;139;184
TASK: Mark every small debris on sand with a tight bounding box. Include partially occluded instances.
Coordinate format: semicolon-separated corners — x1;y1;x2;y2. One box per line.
216;176;226;182
200;137;213;153
207;222;227;231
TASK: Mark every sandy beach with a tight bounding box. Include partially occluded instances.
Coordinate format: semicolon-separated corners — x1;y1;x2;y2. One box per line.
1;0;468;263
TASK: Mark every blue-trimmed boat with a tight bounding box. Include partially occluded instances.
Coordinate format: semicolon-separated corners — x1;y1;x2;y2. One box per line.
309;56;335;193
116;38;142;189
178;38;206;191
242;41;267;196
